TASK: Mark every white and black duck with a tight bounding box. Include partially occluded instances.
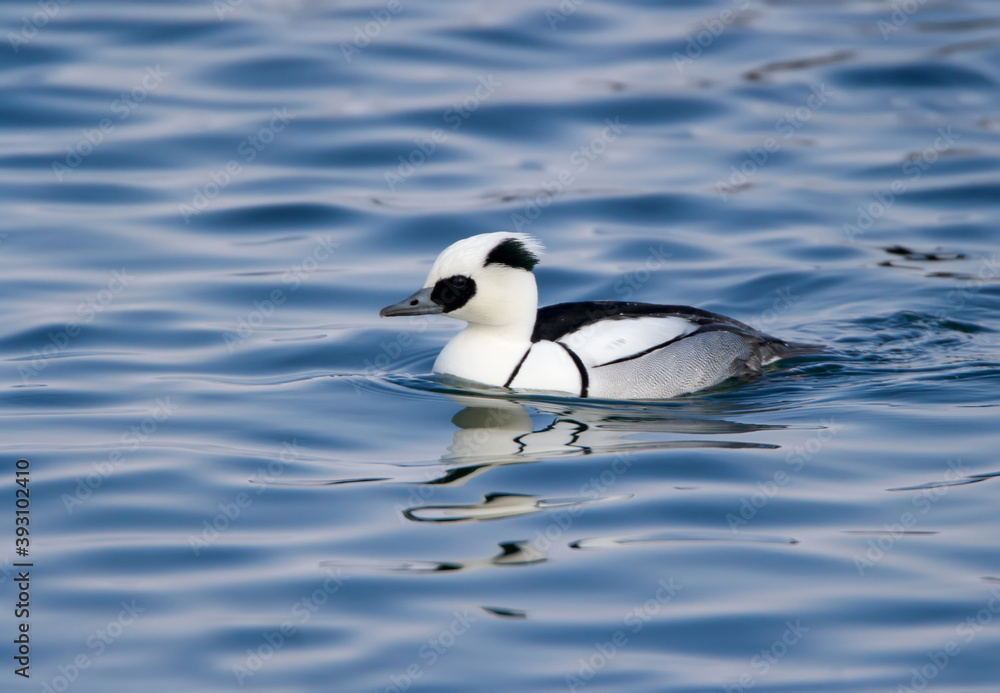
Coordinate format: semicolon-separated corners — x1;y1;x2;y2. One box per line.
380;232;814;399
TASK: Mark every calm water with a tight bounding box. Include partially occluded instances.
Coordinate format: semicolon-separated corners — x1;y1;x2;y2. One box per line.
2;0;1000;691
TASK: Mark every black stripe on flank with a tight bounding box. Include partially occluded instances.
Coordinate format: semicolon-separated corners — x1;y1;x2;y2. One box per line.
503;347;532;389
556;342;589;398
594;328;703;367
594;323;760;368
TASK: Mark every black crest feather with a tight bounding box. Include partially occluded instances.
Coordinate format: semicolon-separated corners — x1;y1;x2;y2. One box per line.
484;238;539;271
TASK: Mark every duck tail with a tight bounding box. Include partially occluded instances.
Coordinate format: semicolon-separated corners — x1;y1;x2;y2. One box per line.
760;338;826;365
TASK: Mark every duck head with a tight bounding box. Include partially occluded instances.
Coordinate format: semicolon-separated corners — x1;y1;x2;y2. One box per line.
380;232;544;333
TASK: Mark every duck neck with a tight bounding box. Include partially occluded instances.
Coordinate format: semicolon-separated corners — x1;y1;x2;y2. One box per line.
435;321;536;387
433;278;539;387
459;270;538;344
466;311;536;344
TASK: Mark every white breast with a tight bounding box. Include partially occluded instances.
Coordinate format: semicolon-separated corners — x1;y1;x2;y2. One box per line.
433;326;529;387
508;341;581;395
557;316;699;367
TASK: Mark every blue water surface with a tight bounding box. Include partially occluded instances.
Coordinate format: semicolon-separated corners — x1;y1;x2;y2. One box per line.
2;0;999;691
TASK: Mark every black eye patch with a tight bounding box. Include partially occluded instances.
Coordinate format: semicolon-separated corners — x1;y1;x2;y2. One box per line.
431;275;476;312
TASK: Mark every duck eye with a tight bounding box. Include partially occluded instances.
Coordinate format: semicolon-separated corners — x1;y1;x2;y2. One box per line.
431;274;476;312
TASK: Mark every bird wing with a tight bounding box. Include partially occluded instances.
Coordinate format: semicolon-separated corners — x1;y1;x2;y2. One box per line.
556;315;702;367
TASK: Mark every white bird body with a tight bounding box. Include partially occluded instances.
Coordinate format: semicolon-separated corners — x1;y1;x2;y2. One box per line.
380;232;811;400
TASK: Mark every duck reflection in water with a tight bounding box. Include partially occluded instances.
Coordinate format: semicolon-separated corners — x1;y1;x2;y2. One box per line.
313;385;786;576
403;392;784;523
320;390;789;576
